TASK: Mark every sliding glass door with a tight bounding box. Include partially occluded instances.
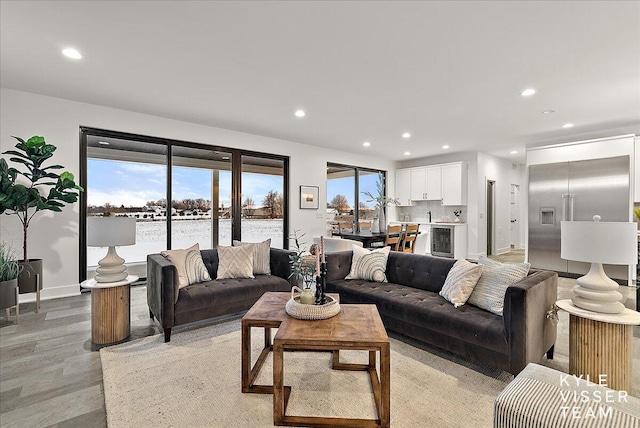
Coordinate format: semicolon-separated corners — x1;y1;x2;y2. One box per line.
81;128;288;282
241;155;286;248
171;146;233;249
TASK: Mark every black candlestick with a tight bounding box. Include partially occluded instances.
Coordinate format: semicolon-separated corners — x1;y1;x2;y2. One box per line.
315;262;327;305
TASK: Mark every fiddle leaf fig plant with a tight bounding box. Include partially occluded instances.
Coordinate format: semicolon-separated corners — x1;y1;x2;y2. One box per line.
0;136;83;261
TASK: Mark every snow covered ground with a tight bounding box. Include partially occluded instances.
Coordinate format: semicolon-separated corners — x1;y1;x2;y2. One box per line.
87;219;284;266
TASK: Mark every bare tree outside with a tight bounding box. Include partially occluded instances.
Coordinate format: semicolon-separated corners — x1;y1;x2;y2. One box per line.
263;190;283;218
329;194;350;213
243;196;255;217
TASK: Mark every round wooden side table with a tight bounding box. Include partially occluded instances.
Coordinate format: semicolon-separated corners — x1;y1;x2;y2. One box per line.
81;275;138;345
556;299;640;392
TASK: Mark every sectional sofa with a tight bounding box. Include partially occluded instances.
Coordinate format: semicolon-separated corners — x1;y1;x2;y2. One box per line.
325;250;558;375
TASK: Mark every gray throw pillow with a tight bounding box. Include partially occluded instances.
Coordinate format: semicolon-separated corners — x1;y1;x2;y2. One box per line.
467;257;530;316
216;245;255;280
232;239;271;275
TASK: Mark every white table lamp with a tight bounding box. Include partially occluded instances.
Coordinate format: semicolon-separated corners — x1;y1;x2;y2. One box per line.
87;217;136;283
561;215;636;314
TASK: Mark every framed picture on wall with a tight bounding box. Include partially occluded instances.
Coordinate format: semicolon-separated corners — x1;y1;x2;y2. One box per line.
300;185;319;209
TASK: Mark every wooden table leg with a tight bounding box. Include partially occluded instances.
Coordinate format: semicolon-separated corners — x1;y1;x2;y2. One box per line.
569;314;633;391
380;343;391;428
273;341;284;425
241;321;251;393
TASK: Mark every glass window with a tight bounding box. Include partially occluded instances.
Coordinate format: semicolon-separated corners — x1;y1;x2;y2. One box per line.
82;128;289;282
326;163;386;234
86;138;167;273
241;155;286;248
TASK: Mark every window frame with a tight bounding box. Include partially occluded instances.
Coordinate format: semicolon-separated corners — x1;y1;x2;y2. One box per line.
326;162;387;231
79;127;289;283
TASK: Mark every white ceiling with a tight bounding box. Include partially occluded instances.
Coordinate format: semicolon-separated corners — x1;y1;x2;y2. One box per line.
1;1;639;162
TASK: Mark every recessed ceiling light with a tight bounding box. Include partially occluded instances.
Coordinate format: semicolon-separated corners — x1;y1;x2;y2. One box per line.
98;141;110;146
510;150;518;154
294;110;305;118
542;109;556;114
562;123;574;128
521;88;536;96
62;48;82;59
442;145;450;149
362;142;371;147
402;132;411;139
222;156;230;160
404;151;411;156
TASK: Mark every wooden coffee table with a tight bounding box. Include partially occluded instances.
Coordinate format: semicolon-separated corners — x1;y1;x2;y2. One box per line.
273;304;390;427
241;292;390;427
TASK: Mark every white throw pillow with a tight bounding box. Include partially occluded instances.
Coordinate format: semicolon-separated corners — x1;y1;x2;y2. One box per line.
467;257;531;316
345;245;390;283
232;239;271;275
161;243;211;289
439;259;483;308
216;245;255;279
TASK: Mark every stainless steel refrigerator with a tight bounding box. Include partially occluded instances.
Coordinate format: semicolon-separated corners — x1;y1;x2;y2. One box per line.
528;156;630;281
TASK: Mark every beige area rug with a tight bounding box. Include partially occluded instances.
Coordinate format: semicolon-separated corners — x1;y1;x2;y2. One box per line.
101;320;513;428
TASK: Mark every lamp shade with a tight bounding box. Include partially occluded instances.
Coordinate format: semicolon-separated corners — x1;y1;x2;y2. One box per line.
561;220;636;265
87;217;136;247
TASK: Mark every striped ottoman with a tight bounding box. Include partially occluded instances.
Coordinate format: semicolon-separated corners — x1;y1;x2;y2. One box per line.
494;363;640;427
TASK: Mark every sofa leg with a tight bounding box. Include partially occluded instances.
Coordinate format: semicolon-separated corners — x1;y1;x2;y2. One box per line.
164;328;171;343
546;345;555;360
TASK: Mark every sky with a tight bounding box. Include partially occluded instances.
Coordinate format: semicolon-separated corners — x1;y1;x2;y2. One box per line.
87;159;283;208
88;159;380;209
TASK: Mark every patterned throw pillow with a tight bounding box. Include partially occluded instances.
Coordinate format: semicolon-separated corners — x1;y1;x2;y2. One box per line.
216;245;255;280
232;239;271;275
467;257;531;316
345;245;390;282
439;259;483;308
161;243;211;289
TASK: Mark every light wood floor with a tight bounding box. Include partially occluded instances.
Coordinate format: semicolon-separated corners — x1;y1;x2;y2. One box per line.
0;251;637;427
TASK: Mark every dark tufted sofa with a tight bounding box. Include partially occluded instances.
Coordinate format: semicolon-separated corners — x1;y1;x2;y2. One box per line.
147;248;292;342
325;250;557;375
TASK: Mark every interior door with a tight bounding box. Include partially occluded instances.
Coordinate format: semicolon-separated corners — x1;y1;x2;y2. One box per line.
528;162;569;272
567;156;629;279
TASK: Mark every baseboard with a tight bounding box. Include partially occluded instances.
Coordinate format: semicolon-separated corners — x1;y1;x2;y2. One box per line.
468;252;483;261
495;246;511;255
19;283;81;303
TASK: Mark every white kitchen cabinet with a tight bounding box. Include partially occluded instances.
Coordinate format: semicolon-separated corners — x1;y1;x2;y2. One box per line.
409;165;442;201
425;165;442;200
410;167;426;200
395;169;412;206
442;162;467;205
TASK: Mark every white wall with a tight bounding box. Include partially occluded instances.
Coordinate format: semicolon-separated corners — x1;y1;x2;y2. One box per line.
0;88;394;300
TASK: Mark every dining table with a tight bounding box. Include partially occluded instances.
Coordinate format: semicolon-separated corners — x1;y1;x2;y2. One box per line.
334;231;388;248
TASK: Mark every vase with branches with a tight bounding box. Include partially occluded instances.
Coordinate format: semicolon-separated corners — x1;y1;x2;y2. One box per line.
288;230;317;288
361;172;399;233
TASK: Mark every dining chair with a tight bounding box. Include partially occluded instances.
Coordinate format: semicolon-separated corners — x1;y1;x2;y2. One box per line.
385;225;403;251
338;221;354;234
400;224;420;253
359;220;372;232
